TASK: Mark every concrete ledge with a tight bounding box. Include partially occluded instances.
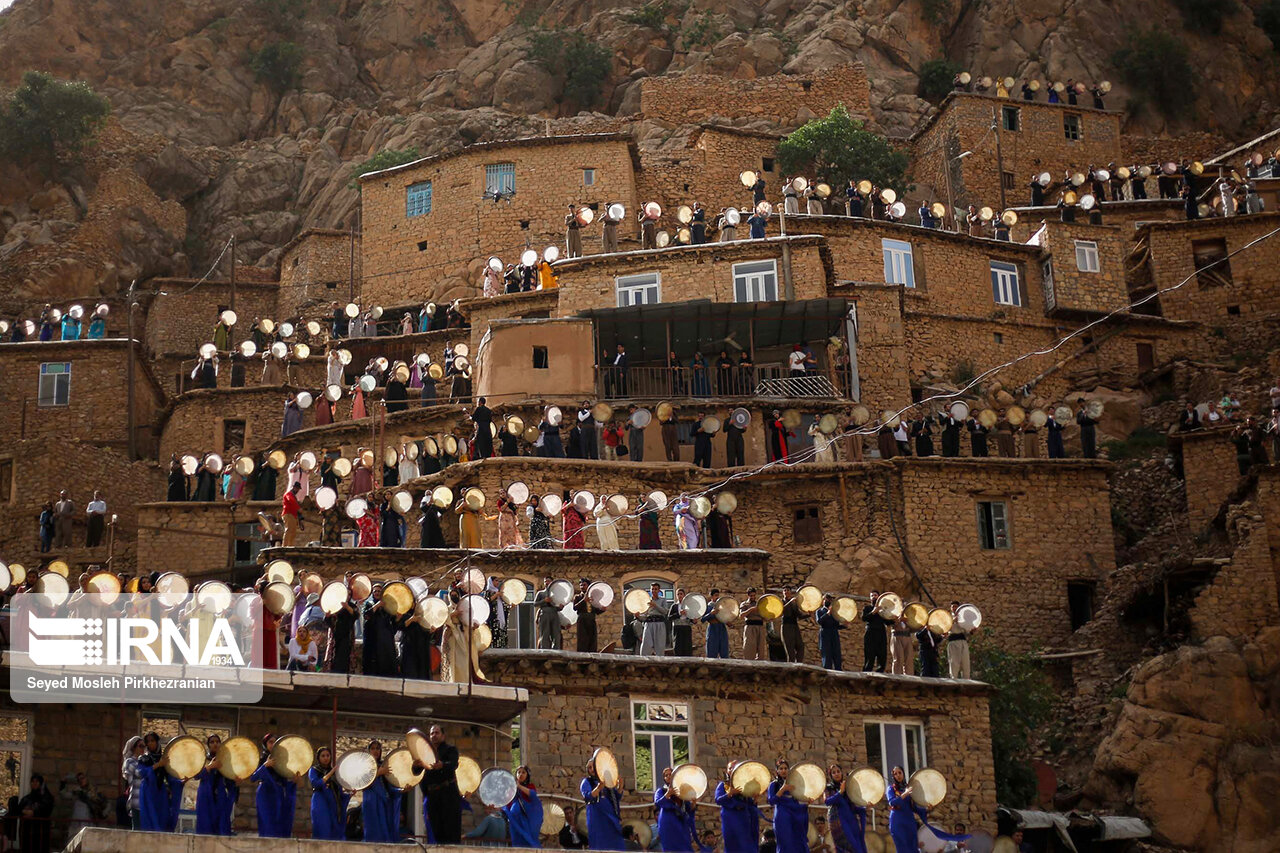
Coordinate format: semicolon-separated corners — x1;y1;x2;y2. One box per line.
67;827;522;852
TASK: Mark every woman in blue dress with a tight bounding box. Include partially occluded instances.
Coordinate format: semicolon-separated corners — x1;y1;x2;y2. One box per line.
250;734;299;838
823;765;867;853
580;756;625;851
714;762;760;853
308;747;350;840
654;767;695;852
362;740;403;843
886;767;967;853
503;764;544;848
766;759;812;853
137;732;184;833
194;734;235;836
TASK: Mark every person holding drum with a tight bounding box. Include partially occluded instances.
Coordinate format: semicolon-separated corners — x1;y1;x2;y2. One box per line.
195;734;237;836
1075;398;1099;459
581;756;625;851
575;579;604;653
503;765;544;847
700;590;730;659
638;582;669;657
823;765;867;853
419;494;447;548
767;760;813;853
251;735;298;838
860;592;890;673
740;588;768;661
815;594;845;671
668;589;696;657
137;732;183;833
362;585;400;677
325;579;359;673
362;740;403;843
945;602;976;680
779;588;805;663
714;762;761;852
655;767;698;851
417;725;462;843
534;577;563;650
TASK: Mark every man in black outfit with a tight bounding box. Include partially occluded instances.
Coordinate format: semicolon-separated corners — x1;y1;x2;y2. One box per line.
693;413;713;468
420;724;462;843
724;416;745;467
861;591;890;673
471;397;493;459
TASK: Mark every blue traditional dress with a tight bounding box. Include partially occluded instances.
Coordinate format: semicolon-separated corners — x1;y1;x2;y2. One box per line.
581;775;625;851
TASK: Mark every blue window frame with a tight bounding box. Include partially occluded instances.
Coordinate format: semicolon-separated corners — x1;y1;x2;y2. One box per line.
406;181;432;218
485;163;516;195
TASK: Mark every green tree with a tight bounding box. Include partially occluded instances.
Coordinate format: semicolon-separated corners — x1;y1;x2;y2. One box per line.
970;640;1057;807
0;71;110;174
251;41;305;93
528;29;613;110
776;105;909;195
349;147;421;189
1112;30;1194;117
918;58;962;101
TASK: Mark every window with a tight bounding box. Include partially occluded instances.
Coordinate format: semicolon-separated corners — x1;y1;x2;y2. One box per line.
733;260;779;302
221;419;246;455
507;581;537;649
1136;342;1154;372
417;240;428;252
1074;240;1100;272
632;699;691;793
233;521;271;570
485;163;516;195
793;506;822;544
1192;238;1232;287
616;272;662;307
1001;106;1020;132
1067;581;1096;630
1042;258;1055;307
761;157;775;173
865;721;925;781
989;261;1022;307
37;362;71;407
882;239;915;288
1063;114;1082;140
405;181;432;217
532;346;549;369
977;500;1011;549
582;168;596;186
1002;171;1016;190
0;459;11;504
993;332;1004;344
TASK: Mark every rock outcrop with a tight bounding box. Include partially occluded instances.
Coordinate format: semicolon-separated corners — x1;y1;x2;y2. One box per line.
1084;628;1280;852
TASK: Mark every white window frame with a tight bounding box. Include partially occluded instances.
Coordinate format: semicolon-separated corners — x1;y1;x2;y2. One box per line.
485;162;516;195
732;260;779;302
38;362;71;407
630;697;692;794
977;500;1012;550
509;580;538;649
990;261;1022;307
582;168;596;186
616;272;662;307
1074;240;1100;273
1042;258;1056;309
864;718;927;781
882;239;915;288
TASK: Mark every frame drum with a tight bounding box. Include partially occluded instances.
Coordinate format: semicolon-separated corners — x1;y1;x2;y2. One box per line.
926;608;954;636
479;768;519;807
646;490;668;511
264;559;293;584
874;592;903;621
680;593;707;620
314;486;337;510
463;486;485;510
0;564;10;592
689;496;712;519
781;408;803;429
539;493;563;517
605;494;628;516
350;573;373;602
818;413;839;435
386;748;424;788
155;572;189;607
542;803;566;837
546;405;563;426
949;400;970;421
630;408;652;428
406;728;437;768
755;594;784;621
592;747;620;787
786;762;826;801
431;485;454;509
382;582;414;617
847;766;886;806
908;768;947;808
1053;405;1073;423
713;597;740;623
391;490;413;514
457;756;483;797
85;571;122;604
1028;409;1048;428
336;749;378;791
588;581;615;609
700;415;721;434
415;596;449;630
548;579;575;607
624;819;652;848
831;596;859;625
730;760;771;797
955;604;982;632
672;763;708;800
216;736;260;781
345;497;368;520
164;735;206;780
725;208;741;226
903;602;930;631
500;578;529;608
263;581;295;616
572;490;596;512
320;581;348;615
196;581;233;614
34;572;70;608
795;585;823;615
457;593;490;627
507;481;530;504
850;404;870;426
624;588;652;616
235;456;255;476
271;735;314;778
977;408;998;429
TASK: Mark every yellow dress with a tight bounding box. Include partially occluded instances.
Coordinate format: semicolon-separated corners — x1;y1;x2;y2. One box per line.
458;507;482;548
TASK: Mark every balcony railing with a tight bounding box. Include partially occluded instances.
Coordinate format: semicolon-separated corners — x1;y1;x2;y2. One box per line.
597;364;846;400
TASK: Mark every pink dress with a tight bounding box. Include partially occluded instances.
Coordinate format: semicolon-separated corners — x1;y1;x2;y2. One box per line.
563;506;586;549
352;389;367;420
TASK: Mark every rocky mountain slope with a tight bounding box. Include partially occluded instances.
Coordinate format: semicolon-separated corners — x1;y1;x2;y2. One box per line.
3;0;1280;297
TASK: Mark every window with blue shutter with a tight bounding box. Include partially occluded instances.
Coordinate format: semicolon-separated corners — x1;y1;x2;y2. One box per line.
406;181;432;218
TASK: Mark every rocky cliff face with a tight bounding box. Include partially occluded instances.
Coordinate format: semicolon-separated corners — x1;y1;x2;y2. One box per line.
3;0;1280;297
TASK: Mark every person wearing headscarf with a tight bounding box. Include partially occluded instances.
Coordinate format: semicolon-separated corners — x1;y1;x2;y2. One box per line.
309;746;350;840
767;759;812;853
504;765;544;848
533;576;563;650
420;495;447;547
715;762;761;853
824;765;867;853
250;733;298;838
655;767;697;851
121;736;145;830
195;734;239;836
528;498;553;549
639;498;662;549
281;394;303;437
16;774;54;853
362;586;400;677
399;605;433;679
581;756;625;851
87;313;106;339
562;493;587;549
362;740;403;842
137;732;184;833
495;496;524;548
593;501;620;550
379;498;403;548
672;496;698;550
456;497;483;548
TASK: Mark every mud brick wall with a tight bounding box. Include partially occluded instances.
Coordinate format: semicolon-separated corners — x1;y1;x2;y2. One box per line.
1176;428;1244;530
277;229;361;318
144;280;280;357
359;136;639;307
899;458;1113;651
639;64;871;127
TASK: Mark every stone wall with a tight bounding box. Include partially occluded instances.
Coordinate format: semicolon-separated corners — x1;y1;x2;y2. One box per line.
1008;200;1185;243
1189;519;1280;640
0;339;164;451
277;229;361;318
632;127;784;224
1035;221;1128;315
912;93;1122;211
639;64;871;128
158;385;328;460
1174;428;1240;530
136;500;276;579
144;280;281;357
359;136;639;307
488;652;996;831
475;319;597;403
900;458;1115;651
1142;213;1280;359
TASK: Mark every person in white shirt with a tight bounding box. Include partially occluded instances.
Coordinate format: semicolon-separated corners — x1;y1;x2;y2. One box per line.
85;490;108;548
287;626;319;672
788;344;807;374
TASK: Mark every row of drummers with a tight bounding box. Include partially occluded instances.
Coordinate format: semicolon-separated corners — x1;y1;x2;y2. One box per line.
199;337;472;388
952;72;1112;99
739;172;930;223
900;398;1105;431
0;302;110;339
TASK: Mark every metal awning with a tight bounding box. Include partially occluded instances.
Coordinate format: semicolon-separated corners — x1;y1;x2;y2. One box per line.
579;298;850;363
998;808;1151;849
